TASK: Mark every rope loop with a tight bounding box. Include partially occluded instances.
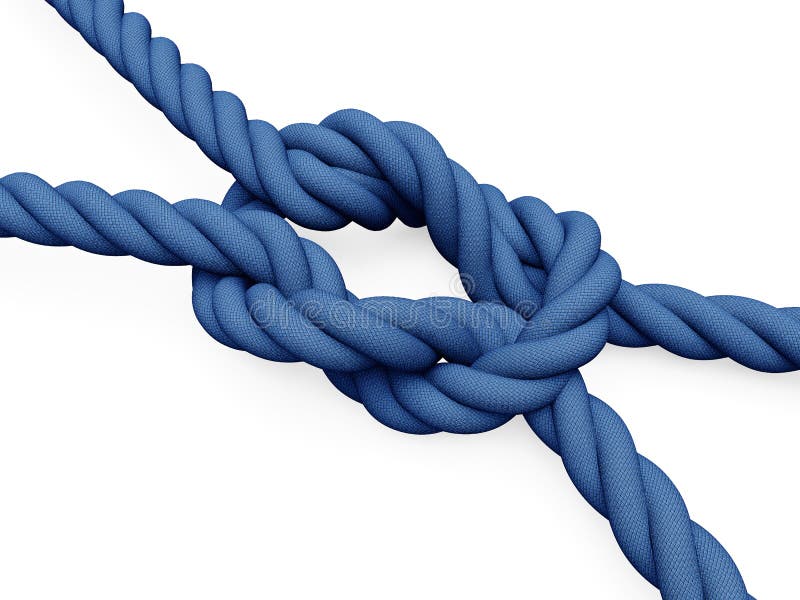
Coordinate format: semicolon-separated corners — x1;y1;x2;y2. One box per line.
187;179;623;434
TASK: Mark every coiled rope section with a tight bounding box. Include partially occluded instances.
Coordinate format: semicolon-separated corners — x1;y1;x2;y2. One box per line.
2;1;794;596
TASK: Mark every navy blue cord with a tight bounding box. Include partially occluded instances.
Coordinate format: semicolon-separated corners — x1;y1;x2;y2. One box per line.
2;0;793;596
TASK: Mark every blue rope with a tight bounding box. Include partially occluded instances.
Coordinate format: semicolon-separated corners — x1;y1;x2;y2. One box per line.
3;0;792;596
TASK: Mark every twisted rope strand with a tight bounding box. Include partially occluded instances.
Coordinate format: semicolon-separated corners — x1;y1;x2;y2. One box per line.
0;173;588;428
527;375;754;600
45;0;800;372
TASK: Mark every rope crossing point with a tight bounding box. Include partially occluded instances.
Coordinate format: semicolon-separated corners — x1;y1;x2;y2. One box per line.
1;0;793;596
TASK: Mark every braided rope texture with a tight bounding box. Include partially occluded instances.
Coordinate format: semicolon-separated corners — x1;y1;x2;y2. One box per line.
1;0;793;596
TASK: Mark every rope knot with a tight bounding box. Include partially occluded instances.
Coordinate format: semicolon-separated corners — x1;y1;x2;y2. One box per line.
187;171;621;434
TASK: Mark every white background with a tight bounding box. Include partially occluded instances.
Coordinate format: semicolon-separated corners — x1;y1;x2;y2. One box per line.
0;1;798;598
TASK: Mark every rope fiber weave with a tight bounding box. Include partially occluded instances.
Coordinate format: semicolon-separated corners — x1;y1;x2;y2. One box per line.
1;0;793;596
